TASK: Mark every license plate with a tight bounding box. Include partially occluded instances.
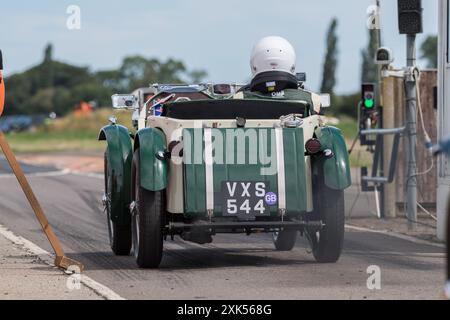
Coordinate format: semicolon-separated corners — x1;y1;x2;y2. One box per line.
218;181;277;218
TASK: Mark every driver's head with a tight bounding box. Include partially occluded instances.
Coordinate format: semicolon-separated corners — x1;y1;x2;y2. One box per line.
249;36;298;93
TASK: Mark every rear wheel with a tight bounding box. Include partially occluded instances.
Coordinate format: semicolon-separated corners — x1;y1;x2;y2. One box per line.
307;172;345;263
272;230;297;251
132;149;164;268
104;151;132;256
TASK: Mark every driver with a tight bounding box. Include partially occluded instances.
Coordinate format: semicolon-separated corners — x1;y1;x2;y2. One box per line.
235;36;322;114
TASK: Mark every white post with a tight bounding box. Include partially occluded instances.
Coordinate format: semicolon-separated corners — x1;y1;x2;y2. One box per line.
437;0;449;241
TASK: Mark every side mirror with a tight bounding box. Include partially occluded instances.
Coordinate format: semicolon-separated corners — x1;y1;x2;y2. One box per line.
320;94;331;108
111;94;138;110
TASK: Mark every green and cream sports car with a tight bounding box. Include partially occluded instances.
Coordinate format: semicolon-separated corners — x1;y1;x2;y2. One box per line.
99;84;351;268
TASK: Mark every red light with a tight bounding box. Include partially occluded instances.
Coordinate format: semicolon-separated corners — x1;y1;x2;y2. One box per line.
305;139;322;154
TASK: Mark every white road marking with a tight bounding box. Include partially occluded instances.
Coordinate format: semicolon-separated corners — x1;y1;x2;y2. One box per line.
345;250;444;257
345;224;445;249
0;223;125;300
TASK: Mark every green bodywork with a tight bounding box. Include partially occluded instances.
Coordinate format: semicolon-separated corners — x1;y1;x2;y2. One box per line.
314;126;352;190
183;127;307;218
98;124;133;225
134;128;168;192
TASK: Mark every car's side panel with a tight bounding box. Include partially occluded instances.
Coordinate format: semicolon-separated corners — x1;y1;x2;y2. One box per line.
315;126;352;190
135;128;168;192
98;124;133;225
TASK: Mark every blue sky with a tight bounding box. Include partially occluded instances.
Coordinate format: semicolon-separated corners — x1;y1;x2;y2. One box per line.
0;0;438;94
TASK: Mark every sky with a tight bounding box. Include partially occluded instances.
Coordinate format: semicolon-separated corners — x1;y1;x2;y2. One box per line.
0;0;439;94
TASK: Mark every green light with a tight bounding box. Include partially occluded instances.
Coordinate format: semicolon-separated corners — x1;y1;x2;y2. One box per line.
364;99;375;108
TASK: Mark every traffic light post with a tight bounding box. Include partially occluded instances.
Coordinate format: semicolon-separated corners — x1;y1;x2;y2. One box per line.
359;83;386;218
358;82;407;219
398;0;423;230
361;1;424;224
404;34;419;229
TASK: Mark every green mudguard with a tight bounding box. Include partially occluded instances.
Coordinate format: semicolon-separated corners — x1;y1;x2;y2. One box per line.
134;128;168;192
315;126;352;190
99;124;133;225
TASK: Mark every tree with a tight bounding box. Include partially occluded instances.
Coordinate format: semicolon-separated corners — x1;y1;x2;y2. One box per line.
361;29;378;83
43;43;53;63
40;43;55;88
320;18;339;95
420;35;438;68
189;70;208;83
116;56;204;91
3;44;208;116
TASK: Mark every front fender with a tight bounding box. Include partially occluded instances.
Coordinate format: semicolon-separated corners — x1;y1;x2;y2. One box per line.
315;126;352;190
99;124;133;224
135;128;168;192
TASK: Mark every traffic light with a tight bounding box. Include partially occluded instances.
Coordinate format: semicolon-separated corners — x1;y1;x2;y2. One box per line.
397;0;423;35
360;83;378;146
362;84;375;109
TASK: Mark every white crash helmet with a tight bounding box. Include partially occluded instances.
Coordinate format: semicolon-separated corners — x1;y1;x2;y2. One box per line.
250;36;297;77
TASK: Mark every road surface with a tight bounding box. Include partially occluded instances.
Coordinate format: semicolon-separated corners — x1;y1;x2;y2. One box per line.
0;159;445;299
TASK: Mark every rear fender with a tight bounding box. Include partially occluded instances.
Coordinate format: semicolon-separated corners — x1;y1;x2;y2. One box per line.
98;124;133;224
314;126;352;190
134;128;168;192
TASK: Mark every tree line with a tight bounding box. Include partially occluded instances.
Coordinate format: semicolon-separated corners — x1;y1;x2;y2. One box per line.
4;28;437;119
3;44;207;116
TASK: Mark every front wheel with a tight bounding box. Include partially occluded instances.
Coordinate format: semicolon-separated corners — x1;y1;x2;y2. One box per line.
131;149;164;268
307;175;345;263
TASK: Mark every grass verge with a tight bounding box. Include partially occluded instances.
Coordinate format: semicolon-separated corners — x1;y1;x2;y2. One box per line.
5;109;132;153
5;110;373;168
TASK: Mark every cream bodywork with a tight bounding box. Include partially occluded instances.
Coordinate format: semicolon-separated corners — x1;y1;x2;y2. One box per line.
145;115;322;214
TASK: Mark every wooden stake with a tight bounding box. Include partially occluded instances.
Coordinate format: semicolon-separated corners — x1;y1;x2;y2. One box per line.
0;131;84;272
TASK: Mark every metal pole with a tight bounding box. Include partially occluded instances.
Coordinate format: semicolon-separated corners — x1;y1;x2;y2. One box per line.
405;34;418;230
375;0;385;218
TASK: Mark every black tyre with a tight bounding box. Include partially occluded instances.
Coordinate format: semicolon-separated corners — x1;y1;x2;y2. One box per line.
104;151;132;256
308;173;345;263
131;149;164;268
272;230;297;251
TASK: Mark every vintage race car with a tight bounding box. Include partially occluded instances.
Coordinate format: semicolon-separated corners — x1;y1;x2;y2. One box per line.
99;84;351;268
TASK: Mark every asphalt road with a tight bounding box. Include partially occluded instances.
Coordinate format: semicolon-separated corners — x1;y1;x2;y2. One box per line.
0;159;445;300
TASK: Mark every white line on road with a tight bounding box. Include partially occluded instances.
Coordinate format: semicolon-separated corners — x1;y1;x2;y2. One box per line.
345;224;445;249
0;223;125;300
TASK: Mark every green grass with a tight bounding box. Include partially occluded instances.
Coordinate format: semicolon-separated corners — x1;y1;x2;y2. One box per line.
335;116;358;140
5;111;373;168
335;116;373;168
5;131;101;153
5;109;132;153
